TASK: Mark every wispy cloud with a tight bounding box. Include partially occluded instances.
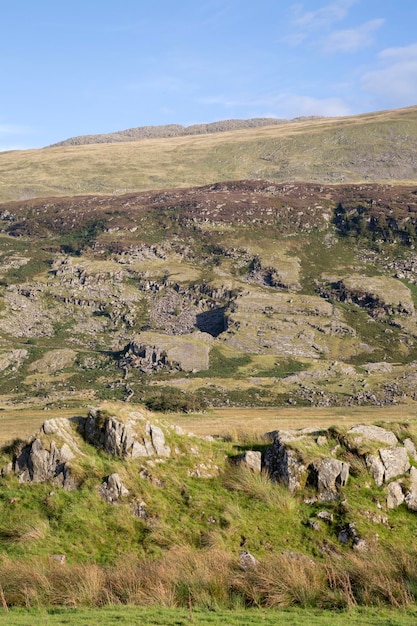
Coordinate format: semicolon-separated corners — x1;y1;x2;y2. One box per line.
198;92;352;118
284;1;384;54
322;18;385;53
0;123;31;135
0;122;39;151
362;42;417;104
291;0;358;31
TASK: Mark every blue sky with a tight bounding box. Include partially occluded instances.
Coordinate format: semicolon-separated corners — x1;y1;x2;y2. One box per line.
1;0;417;150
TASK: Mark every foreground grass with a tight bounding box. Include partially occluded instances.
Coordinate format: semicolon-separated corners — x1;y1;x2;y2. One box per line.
2;606;417;626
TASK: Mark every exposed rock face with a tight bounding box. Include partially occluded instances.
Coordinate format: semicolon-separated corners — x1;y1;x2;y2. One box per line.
263;434;350;499
98;473;129;503
379;447;410;482
387;480;405;509
13;438;76;490
318;275;415;320
120;342;177;374
309;458;349;501
259;423;417;504
263;431;309;492
81;409;171;458
366;447;410;486
405;466;417;511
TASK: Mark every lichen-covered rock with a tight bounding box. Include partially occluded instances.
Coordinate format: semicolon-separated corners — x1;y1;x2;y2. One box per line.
405;467;417;511
387;480;405;509
347;425;398;447
263;433;308;491
366;447;410;485
403;438;417;460
309;457;349;501
145;422;171;457
379;447;410;482
42;417;84;456
366;454;385;487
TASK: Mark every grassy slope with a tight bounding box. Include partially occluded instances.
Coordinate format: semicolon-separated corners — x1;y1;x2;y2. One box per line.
1;106;417;202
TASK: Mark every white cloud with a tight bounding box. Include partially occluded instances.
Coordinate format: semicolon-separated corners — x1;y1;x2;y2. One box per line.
362;43;417;104
291;0;358;31
276;93;352;117
322;18;384;53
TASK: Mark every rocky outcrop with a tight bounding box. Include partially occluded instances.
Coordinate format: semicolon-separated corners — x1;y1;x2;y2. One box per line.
13;438;76;490
120;342;177;374
263;430;349;500
318;275;415;320
308;458;349;501
81;409;171;458
1;409;172;494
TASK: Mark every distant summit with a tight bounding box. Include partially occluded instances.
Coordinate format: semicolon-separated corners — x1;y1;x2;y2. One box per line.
48;116;323;147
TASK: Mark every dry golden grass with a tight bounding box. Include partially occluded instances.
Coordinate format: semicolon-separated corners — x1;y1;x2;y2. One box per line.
0;407;87;445
2;402;417;446
166;405;417;438
1;106;417;202
1;544;416;610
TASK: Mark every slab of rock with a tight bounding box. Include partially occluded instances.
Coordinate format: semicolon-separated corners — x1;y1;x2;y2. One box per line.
347;425;398;447
309;457;349;501
42;418;84;456
379;447;410;482
387;480;405;509
236;450;262;473
403;438;417;460
145;422;171;457
366;454;385;487
367;447;410;485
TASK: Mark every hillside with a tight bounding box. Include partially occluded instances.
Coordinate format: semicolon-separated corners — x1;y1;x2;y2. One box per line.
3;107;417;617
2;179;417;412
1;105;417;202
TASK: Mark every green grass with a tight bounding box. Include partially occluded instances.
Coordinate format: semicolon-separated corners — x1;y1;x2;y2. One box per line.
2;606;417;626
191;348;251;379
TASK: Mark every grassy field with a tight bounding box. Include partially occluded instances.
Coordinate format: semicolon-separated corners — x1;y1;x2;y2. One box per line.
2;404;417;445
1;606;417;625
166;405;417;438
0;407;89;445
1;106;417;202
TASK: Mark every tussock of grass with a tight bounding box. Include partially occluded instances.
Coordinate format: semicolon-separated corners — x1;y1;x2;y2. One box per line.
2;544;417;611
222;466;296;511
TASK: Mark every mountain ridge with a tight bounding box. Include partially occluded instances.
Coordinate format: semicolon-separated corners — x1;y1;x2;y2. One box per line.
48;115;323;147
